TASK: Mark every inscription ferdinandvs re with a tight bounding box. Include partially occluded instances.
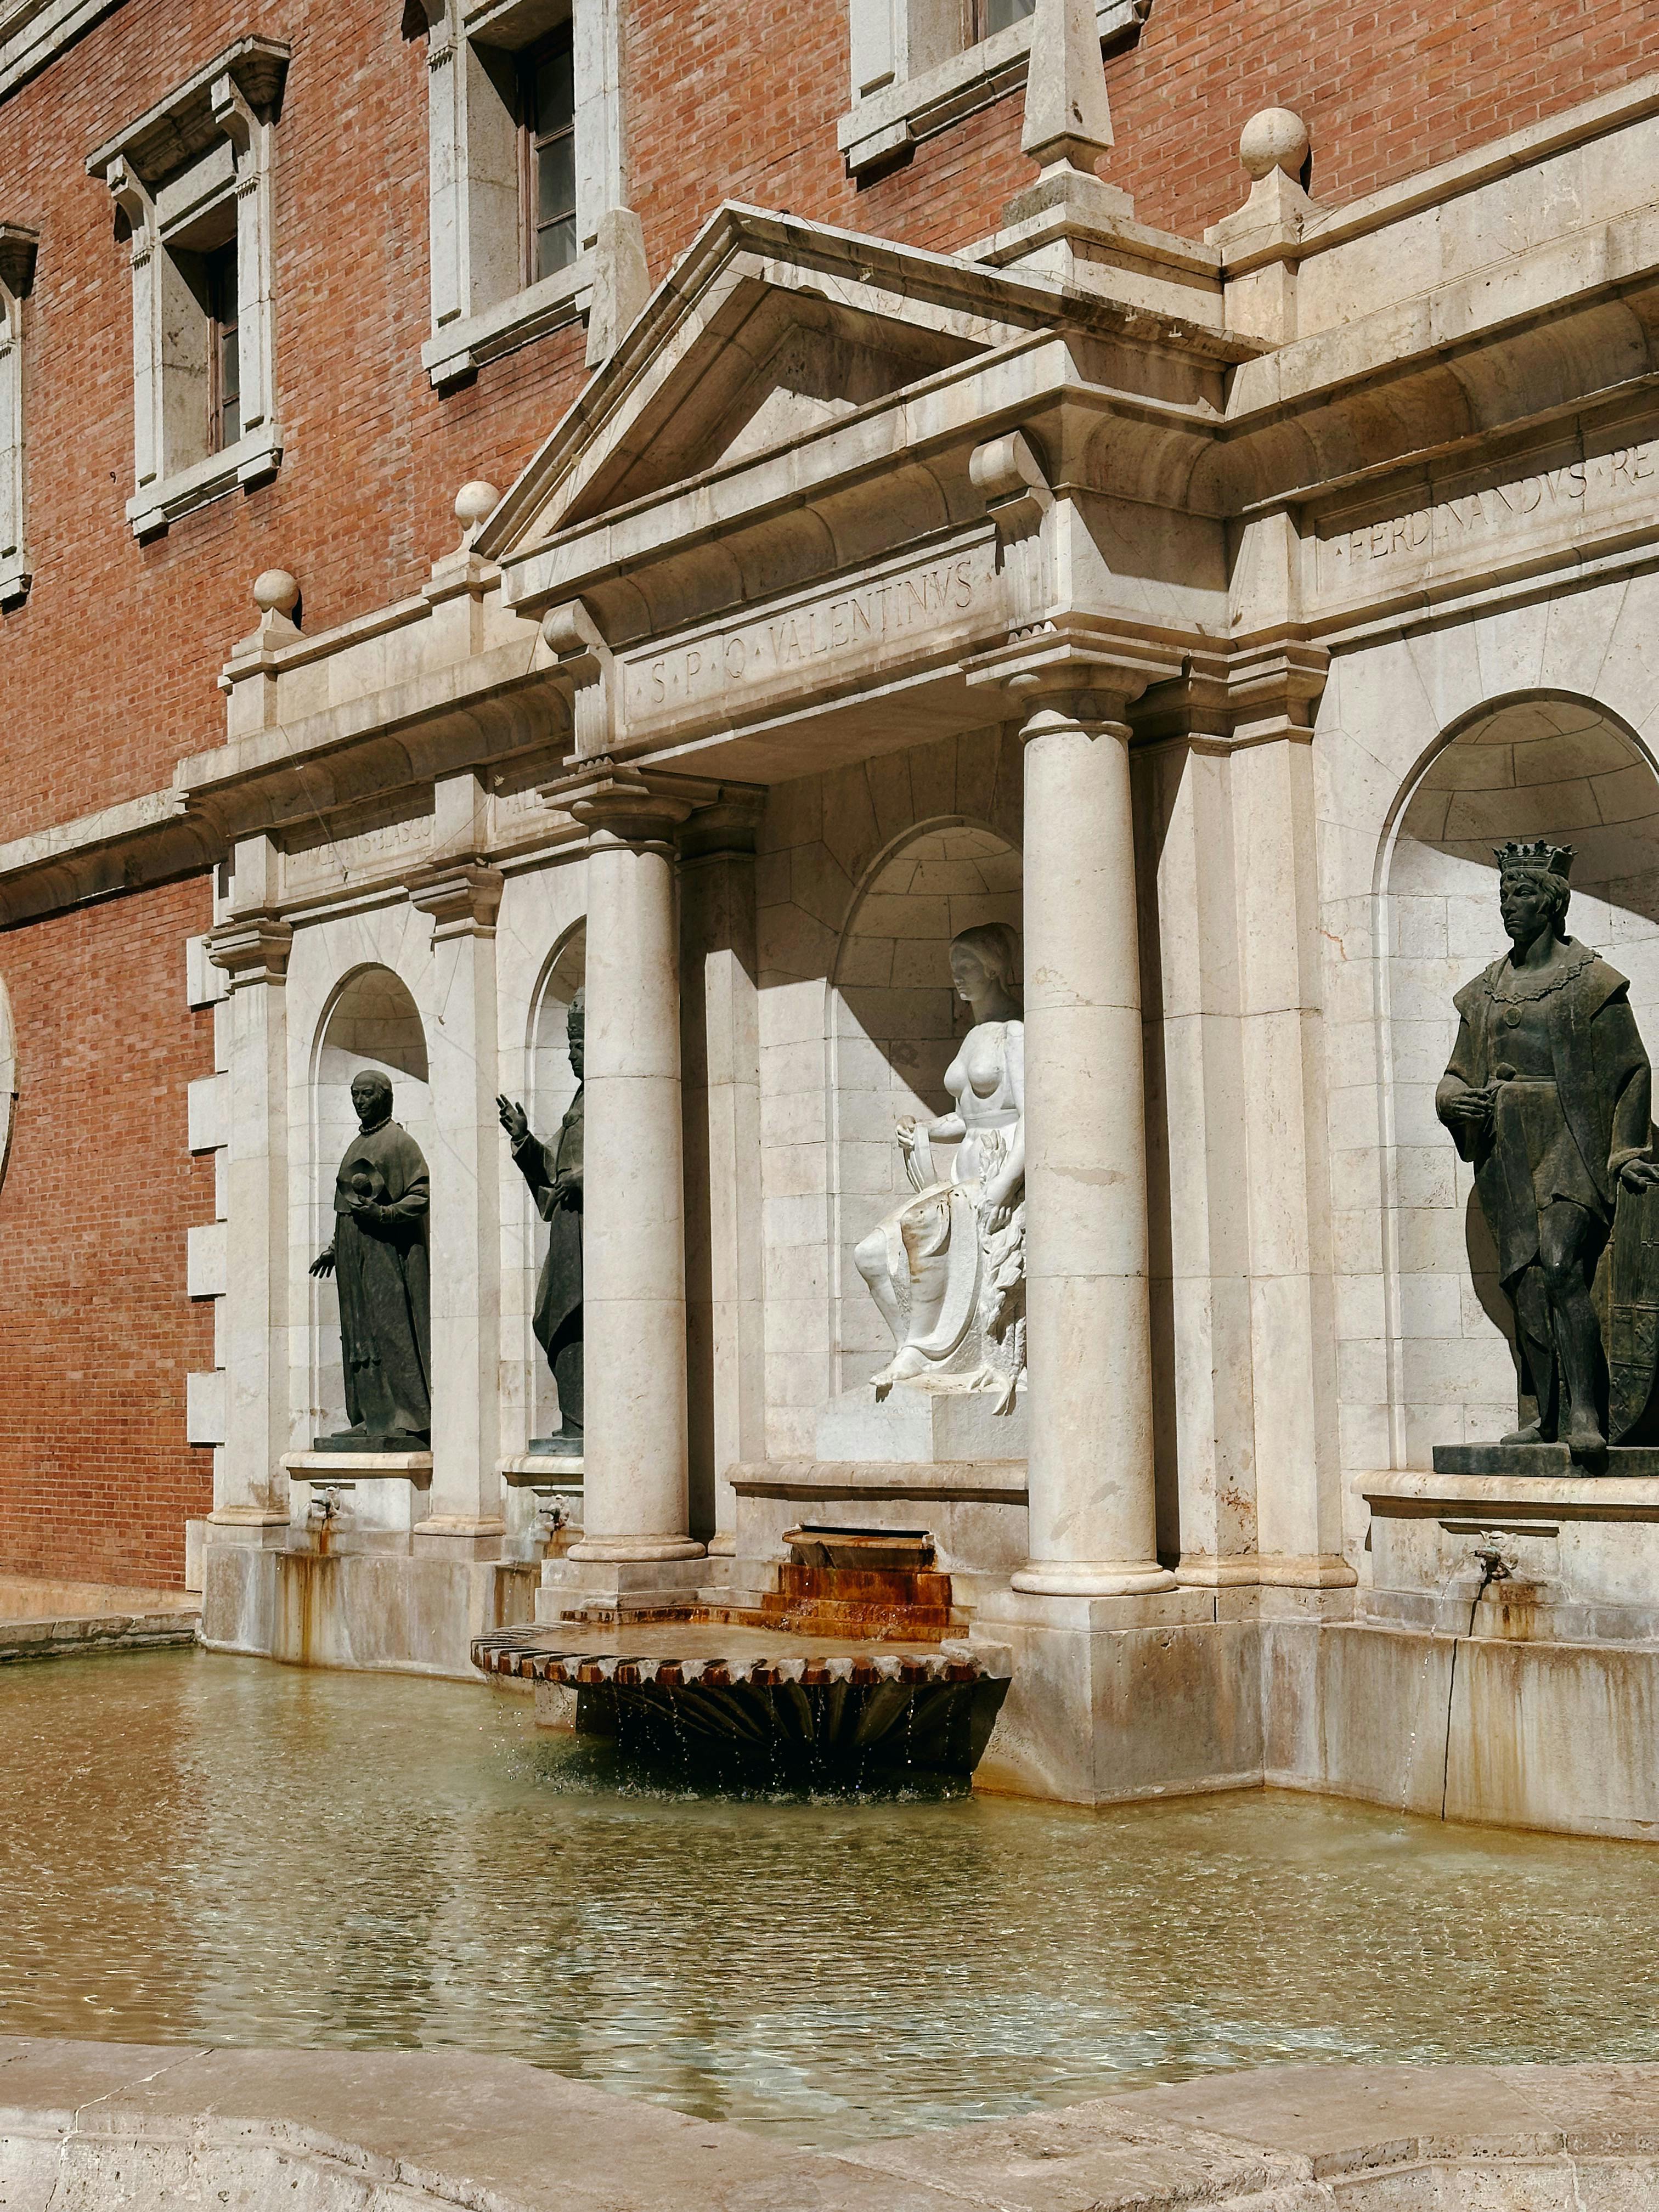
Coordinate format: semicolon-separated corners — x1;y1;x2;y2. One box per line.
622;542;1000;733
1324;443;1657;579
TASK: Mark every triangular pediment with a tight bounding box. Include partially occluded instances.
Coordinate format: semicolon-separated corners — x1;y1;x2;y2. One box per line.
480;205;1045;560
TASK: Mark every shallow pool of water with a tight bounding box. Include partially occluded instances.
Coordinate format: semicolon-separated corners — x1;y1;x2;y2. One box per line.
3;1649;1657;2145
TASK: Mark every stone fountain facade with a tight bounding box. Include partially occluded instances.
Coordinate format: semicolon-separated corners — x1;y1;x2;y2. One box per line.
13;0;1659;1827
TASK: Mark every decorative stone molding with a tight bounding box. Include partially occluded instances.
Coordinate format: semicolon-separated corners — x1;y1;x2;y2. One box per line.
561;758;695;849
971;428;1051;633
0;222;36;606
839;0;1147;179
205;913;292;990
407;857;506;941
415;0;635;387
0;0;119;102
87;37;288;538
1136;640;1330;752
541;597;614;757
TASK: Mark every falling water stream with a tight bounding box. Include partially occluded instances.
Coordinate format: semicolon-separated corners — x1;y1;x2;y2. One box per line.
4;1647;1659;2147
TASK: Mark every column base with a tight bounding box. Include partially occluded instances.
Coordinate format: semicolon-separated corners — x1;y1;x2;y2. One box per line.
1012;1559;1177;1598
567;1536;706;1564
538;1551;709;1623
413;1516;507;1562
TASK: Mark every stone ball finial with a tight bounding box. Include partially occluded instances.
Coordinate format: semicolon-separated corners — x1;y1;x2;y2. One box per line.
454;481;500;529
252;568;300;618
1239;108;1310;183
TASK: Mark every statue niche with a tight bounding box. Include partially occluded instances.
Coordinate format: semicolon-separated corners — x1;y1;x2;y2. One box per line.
310;1070;432;1449
1436;840;1659;1460
498;987;584;1456
854;924;1026;1412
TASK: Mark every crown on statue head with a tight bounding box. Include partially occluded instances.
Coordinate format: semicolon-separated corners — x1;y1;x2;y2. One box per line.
1495;839;1575;881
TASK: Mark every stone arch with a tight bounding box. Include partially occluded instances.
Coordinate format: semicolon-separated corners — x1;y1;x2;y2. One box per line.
0;972;14;1198
828;817;1022;1393
1378;691;1659;1463
309;966;433;1441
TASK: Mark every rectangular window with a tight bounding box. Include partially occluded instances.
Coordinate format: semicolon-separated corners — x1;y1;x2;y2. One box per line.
207;241;240;454
520;25;576;288
975;0;1033;34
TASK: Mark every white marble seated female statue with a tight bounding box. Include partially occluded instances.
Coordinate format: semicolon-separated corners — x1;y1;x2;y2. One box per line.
854;922;1025;1412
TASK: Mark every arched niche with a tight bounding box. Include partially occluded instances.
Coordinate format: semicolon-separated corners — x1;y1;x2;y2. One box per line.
0;974;15;1198
310;967;432;1440
520;924;586;1441
829;821;1021;1392
1383;693;1659;1462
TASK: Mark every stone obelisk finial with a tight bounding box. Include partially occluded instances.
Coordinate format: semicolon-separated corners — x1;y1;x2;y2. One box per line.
1002;0;1132;233
1021;0;1115;181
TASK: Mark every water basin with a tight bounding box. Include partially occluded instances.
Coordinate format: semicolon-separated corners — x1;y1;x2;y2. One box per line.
4;1647;1659;2148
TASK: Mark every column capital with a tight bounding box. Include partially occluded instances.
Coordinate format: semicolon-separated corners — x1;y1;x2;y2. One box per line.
1137;637;1329;752
562;760;696;848
206;913;292;989
407;858;505;941
967;624;1185;726
677;789;766;865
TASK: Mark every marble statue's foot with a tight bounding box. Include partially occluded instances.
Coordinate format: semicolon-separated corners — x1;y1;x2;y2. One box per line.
1499;1422;1547;1446
872;1347;927;1386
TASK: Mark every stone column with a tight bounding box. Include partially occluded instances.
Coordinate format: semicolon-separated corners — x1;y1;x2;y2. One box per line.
678;799;766;1552
565;769;703;1571
1013;689;1176;1598
409;800;506;1548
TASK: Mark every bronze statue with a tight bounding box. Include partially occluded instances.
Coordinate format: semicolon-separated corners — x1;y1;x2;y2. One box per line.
498;988;584;1454
310;1070;432;1448
1437;842;1659;1458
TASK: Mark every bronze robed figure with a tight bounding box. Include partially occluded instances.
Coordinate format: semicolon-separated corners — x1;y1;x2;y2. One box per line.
1436;841;1659;1458
310;1070;432;1448
498;988;584;1453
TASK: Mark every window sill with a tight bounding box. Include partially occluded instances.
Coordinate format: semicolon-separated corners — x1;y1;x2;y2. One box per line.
0;0;120;103
125;422;282;540
0;548;30;607
422;253;594;391
838;0;1149;177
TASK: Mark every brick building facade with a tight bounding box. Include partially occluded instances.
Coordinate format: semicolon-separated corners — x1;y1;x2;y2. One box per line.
7;0;1659;1829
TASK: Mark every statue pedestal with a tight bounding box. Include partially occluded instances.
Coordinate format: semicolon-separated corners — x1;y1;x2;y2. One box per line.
1361;1465;1659;1639
814;1380;1028;1463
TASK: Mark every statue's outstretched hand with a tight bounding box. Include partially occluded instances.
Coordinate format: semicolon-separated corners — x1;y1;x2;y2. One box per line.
497;1095;530;1143
310;1245;337;1278
1444;1086;1494;1133
1621;1158;1659;1193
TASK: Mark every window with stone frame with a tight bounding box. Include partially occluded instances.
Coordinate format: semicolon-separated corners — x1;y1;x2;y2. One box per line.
0;223;36;608
86;37;287;541
840;0;1147;180
417;0;626;390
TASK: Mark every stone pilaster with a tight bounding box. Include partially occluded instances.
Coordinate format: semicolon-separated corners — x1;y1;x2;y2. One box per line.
408;820;506;1549
678;796;766;1553
204;838;292;1537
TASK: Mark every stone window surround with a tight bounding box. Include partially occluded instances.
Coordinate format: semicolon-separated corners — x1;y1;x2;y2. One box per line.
87;36;287;541
0;0;117;104
839;0;1148;178
418;0;624;391
0;223;37;607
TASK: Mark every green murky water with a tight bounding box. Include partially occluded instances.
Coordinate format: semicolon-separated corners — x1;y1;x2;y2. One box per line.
2;1647;1656;2145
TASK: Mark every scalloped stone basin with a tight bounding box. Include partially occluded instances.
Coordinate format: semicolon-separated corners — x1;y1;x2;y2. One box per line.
471;1622;1012;1778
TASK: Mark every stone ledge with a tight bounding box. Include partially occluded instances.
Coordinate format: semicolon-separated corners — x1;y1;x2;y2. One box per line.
2;2046;1659;2211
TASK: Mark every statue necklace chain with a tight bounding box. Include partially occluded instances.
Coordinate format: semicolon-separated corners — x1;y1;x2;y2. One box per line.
1487;940;1593;1028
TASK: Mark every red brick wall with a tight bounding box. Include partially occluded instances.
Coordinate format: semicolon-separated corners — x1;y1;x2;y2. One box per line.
2;0;1654;840
0;876;216;1587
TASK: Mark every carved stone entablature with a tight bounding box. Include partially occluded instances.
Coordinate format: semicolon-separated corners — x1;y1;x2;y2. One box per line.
407;859;506;942
206;913;294;991
1133;639;1330;752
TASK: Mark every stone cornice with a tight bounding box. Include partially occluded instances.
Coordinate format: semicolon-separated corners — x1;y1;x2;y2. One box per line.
86;36;289;187
0;788;219;930
407;859;506;940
